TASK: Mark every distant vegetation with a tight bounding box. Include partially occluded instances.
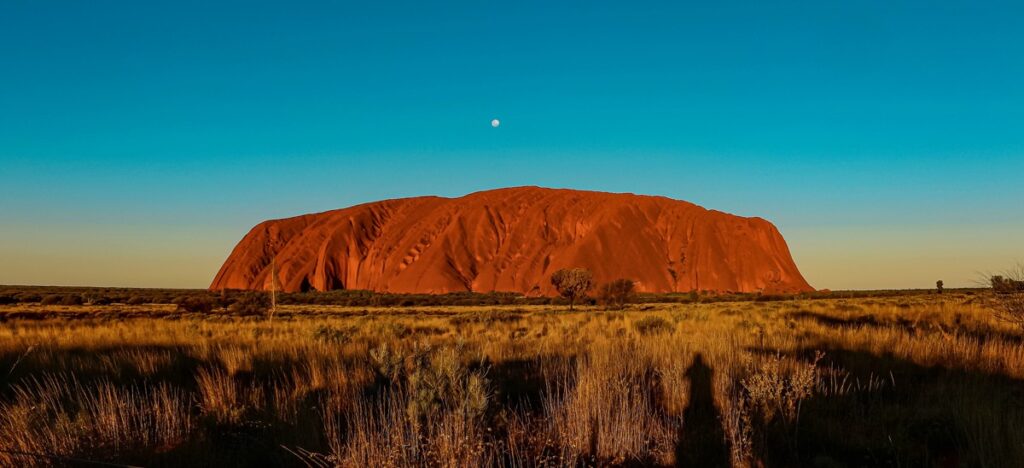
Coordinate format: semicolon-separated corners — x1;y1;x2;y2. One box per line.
0;284;974;312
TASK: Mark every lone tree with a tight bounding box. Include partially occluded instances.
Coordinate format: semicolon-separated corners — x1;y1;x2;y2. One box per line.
598;278;636;309
936;280;944;294
551;268;595;311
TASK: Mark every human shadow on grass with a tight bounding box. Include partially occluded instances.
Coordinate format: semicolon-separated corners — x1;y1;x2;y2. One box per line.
675;353;731;467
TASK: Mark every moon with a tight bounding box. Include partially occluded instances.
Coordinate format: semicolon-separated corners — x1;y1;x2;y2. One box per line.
491;119;500;128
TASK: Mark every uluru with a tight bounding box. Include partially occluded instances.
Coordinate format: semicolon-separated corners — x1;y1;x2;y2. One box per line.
210;187;813;295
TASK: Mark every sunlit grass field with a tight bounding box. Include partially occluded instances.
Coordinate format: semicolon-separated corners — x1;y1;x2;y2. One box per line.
1;292;1021;467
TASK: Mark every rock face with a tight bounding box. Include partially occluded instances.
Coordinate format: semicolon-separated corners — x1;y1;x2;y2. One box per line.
210;187;813;295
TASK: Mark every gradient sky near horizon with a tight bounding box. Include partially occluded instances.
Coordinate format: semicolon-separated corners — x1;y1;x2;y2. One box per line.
2;1;1022;290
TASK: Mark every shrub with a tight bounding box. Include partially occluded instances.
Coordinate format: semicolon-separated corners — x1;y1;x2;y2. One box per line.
550;268;595;311
991;265;1024;329
598;279;635;309
87;296;112;306
0;295;16;305
448;309;525;327
153;294;177;304
368;343;406;383
15;293;41;303
313;325;350;345
228;292;270;316
633;316;674;335
126;296;148;305
60;294;83;306
992;266;1024;292
995;294;1024;326
40;295;63;306
214;290;235;310
741;351;823;426
174;296;215;314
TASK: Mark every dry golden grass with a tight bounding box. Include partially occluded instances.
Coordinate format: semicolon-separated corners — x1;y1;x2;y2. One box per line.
0;292;1021;466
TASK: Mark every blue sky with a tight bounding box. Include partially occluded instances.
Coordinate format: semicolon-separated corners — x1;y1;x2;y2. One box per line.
1;1;1022;289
